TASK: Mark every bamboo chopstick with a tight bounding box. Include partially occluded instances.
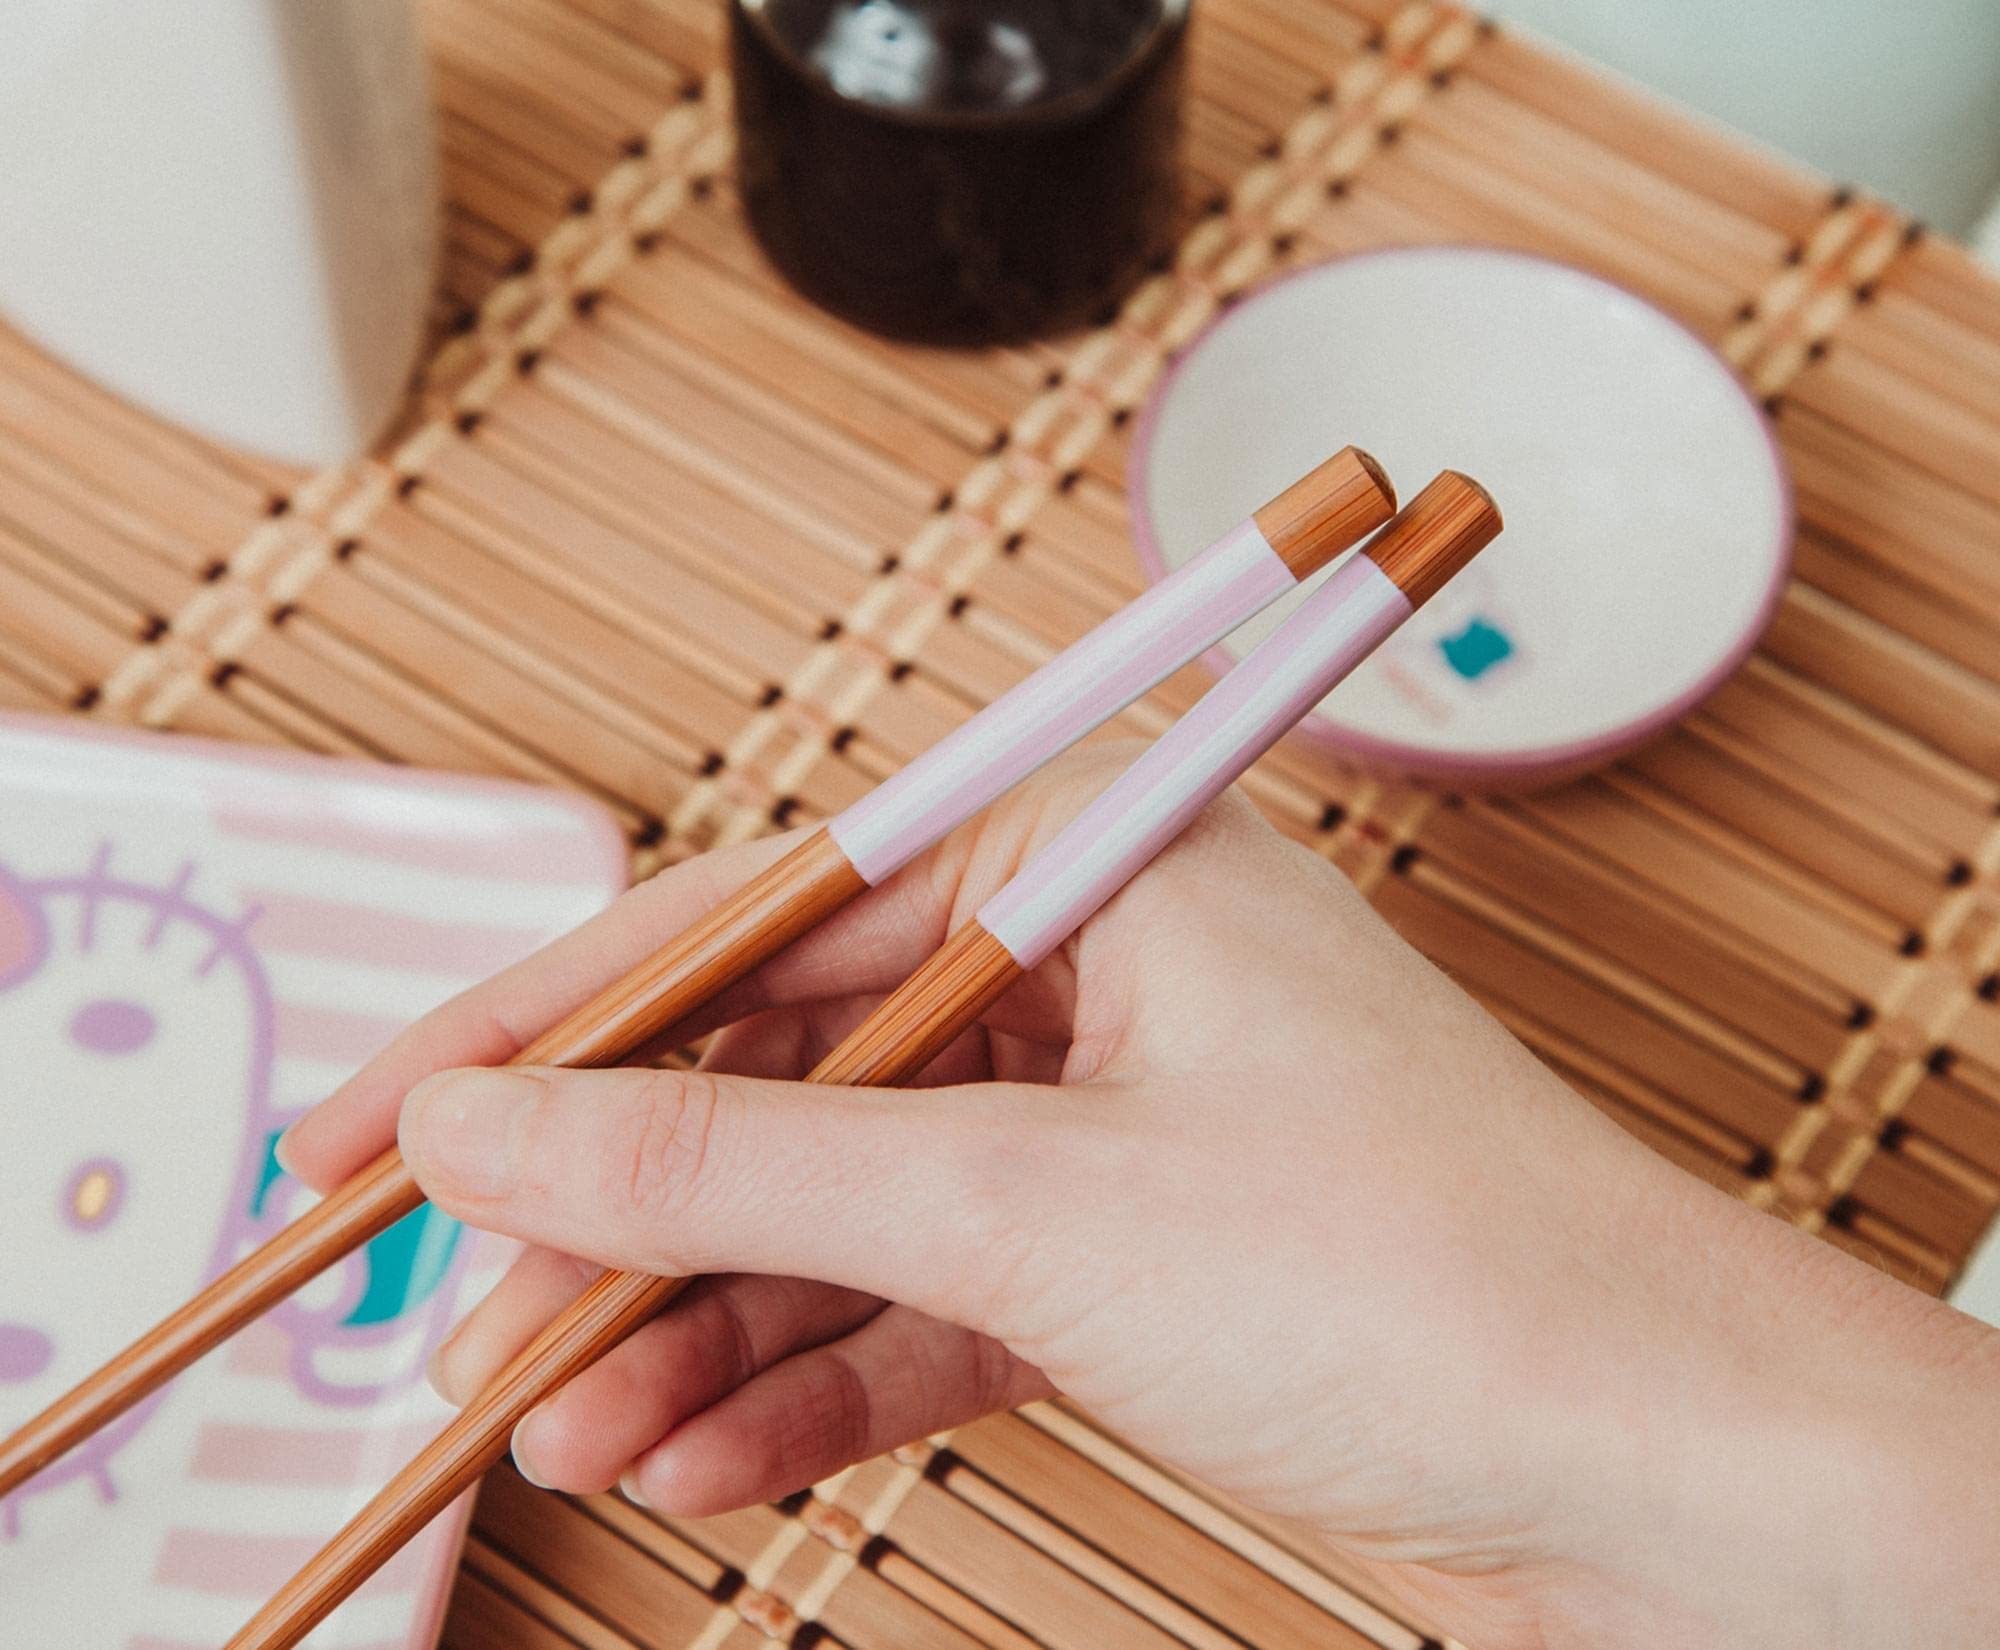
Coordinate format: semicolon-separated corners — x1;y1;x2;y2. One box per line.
0;447;1394;1505
217;473;1498;1650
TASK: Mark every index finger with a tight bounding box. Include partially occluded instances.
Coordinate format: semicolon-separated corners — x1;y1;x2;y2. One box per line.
278;828;809;1191
278;743;1145;1194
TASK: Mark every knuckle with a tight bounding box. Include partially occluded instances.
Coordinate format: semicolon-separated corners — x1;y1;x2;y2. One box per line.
1159;785;1271;879
1027;744;1147;847
776;1350;874;1478
964;1327;1022;1416
603;1067;726;1227
942;743;1150;918
705;1287;763;1392
929;1111;1060;1327
932;1115;1016;1240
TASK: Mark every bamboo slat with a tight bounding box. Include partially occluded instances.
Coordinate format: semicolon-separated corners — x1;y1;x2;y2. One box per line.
4;0;1998;1645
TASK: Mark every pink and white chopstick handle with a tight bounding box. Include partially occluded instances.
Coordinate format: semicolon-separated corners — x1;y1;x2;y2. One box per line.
978;555;1411;970
827;520;1292;886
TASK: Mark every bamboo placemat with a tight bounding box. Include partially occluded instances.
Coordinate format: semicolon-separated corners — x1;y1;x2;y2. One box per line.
3;0;1998;1644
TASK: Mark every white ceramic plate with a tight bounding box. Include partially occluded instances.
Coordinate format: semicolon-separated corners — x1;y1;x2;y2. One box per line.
1130;247;1793;787
1955;1227;2000;1331
0;714;625;1648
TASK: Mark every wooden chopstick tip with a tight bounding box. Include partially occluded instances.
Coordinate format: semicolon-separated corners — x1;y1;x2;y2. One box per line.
1363;471;1501;608
1253;446;1398;579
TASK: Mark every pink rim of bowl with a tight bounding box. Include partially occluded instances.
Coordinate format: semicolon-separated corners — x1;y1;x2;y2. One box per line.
1126;245;1796;790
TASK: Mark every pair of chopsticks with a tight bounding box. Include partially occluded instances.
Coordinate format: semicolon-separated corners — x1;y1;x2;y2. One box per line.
0;445;1394;1501
2;456;1500;1649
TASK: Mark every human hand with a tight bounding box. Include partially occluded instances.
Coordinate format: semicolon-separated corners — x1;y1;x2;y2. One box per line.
282;748;2000;1650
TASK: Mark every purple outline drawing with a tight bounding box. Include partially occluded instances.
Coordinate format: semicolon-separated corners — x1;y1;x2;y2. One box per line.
0;847;466;1538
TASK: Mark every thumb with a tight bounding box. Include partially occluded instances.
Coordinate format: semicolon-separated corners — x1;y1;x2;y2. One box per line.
398;1063;1063;1322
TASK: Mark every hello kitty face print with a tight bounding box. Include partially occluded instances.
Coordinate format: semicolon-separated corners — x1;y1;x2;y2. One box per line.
0;715;623;1647
0;844;481;1544
0;850;273;1533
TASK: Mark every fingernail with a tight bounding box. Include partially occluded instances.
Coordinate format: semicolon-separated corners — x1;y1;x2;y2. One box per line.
403;1069;546;1199
272;1127;299;1177
425;1338;462;1407
511;1416;553;1490
619;1468;651;1509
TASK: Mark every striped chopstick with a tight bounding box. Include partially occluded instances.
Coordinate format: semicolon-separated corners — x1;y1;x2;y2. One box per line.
0;448;1393;1505
219;472;1499;1650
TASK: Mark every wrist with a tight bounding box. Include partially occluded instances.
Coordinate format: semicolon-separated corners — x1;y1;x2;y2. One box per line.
1534;1168;2000;1650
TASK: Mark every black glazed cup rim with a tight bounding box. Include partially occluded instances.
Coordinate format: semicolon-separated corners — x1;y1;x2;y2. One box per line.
731;0;1192;132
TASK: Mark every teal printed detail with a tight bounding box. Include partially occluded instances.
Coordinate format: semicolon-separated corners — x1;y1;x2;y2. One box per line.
346;1203;463;1326
252;1129;286;1216
251;1128;463;1325
1439;617;1514;680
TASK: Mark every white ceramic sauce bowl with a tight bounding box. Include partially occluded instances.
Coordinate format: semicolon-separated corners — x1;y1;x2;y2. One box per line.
1129;247;1793;788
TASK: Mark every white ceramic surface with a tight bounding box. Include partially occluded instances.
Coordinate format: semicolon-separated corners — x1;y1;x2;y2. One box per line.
1129;247;1793;787
0;0;436;465
0;714;624;1648
1955;1228;2000;1332
1492;0;2000;238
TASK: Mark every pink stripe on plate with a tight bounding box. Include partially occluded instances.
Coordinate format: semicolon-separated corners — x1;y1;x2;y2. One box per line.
192;1420;446;1486
273;1000;408;1065
210;802;611;885
155;1528;426;1596
245;890;547;976
225;1320;298;1379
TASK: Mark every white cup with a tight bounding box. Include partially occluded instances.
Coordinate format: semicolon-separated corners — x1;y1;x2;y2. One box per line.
1493;0;2000;236
0;0;437;466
